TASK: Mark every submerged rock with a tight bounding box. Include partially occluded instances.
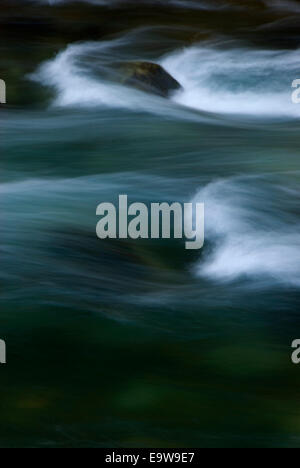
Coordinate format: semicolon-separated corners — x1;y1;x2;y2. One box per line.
119;61;182;98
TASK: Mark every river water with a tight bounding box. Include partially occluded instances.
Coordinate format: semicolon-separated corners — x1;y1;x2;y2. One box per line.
1;0;300;448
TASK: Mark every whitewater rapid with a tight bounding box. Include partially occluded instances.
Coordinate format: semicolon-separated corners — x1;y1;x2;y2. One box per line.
26;19;300;291
2;170;300;289
192;175;300;287
31;30;300;120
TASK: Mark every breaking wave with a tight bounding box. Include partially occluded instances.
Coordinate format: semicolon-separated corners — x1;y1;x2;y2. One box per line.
193;175;300;287
31;31;300;119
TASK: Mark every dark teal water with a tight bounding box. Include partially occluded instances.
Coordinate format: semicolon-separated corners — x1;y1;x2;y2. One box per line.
1;0;300;448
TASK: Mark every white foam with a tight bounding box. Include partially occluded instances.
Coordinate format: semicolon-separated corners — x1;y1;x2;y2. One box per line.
162;45;300;117
31;41;145;109
30;40;207;121
31;35;300;119
192;177;300;287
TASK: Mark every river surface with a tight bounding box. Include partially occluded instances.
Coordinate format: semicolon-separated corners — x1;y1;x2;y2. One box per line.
1;0;300;448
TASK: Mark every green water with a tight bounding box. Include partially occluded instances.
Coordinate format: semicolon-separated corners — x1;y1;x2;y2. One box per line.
1;0;300;448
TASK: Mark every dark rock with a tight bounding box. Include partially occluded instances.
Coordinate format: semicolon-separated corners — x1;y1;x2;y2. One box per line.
120;61;182;98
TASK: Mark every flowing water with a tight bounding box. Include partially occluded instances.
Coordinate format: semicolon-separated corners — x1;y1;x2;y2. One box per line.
1;0;300;448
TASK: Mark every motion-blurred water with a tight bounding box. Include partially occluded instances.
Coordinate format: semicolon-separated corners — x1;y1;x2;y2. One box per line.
1;0;300;448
